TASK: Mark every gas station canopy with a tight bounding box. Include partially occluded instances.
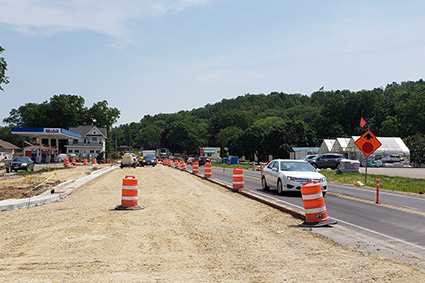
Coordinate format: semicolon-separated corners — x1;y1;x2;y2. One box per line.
11;127;81;139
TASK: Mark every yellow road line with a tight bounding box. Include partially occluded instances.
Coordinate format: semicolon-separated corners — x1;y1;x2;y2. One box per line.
329;192;425;217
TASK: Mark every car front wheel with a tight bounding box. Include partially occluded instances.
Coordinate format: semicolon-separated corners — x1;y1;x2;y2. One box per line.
261;177;269;190
277;179;284;195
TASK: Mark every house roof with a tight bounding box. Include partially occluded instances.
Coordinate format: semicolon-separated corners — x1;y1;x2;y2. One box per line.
0;139;20;150
68;125;107;138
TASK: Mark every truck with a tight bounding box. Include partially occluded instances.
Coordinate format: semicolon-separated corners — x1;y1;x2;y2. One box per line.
142;150;156;157
139;150;157;167
156;148;169;159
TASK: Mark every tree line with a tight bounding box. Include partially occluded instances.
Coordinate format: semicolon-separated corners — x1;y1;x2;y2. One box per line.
1;80;425;164
111;80;425;163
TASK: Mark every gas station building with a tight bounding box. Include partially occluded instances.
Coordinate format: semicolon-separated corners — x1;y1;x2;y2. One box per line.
11;127;81;163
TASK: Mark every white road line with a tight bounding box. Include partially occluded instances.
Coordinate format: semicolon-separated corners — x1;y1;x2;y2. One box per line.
247;190;425;252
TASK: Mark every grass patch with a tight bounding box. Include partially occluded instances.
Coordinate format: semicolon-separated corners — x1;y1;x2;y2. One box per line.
15;166;71;176
320;170;425;194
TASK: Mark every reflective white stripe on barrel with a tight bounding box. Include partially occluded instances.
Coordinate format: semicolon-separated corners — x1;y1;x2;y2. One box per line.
304;206;327;214
301;192;323;200
121;196;139;200
122;186;138;190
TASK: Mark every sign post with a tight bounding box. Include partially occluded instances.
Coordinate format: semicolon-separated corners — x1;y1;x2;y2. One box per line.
354;130;382;184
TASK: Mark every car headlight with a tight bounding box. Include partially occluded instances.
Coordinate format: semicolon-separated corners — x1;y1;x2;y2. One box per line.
287;176;297;182
22;163;28;166
319;177;326;183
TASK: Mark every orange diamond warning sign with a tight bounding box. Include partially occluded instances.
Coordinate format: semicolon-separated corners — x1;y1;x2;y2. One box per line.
355;130;382;157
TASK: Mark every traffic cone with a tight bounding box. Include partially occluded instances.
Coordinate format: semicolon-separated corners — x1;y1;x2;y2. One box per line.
299;181;336;227
115;176;143;210
232;167;244;191
204;162;212;178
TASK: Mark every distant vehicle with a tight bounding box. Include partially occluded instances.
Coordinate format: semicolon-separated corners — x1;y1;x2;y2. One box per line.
186;157;196;164
142;150;156;157
140;155;157;167
130;153;138;162
198;156;209;166
120;153;137;169
11;156;35;172
156;148;169;159
307;153;345;169
261;159;327;195
55;153;69;162
299;154;317;161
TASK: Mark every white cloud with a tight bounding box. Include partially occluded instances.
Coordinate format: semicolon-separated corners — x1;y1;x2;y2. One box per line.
0;0;212;40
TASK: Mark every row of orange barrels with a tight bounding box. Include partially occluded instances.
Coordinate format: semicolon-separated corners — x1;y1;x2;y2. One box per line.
161;159;244;190
63;157;97;167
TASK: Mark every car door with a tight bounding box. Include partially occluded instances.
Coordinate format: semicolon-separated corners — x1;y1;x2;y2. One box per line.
264;161;277;188
269;161;280;188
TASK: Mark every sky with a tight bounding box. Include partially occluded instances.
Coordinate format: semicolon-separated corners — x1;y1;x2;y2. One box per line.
1;0;425;127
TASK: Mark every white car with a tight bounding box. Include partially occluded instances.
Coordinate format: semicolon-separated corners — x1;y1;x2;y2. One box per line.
261;159;327;195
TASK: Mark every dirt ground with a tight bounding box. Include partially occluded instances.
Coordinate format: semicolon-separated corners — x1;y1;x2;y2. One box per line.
0;165;110;200
0;165;424;282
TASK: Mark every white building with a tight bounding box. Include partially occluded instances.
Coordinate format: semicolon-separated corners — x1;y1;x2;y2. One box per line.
65;126;107;159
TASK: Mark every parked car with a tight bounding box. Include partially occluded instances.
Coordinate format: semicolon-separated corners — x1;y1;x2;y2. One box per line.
261;159;327;195
140;155;157;167
11;156;35;172
307;153;345;169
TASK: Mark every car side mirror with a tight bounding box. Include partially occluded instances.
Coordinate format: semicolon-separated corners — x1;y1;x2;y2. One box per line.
272;168;278;172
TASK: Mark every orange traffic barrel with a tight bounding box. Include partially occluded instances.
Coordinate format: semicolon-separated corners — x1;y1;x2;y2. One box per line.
299;182;336;227
204;162;212;178
232;167;244;191
174;160;179;169
180;161;187;171
71;158;76;165
115;175;143;210
92;158;97;165
64;158;70;168
192;161;199;174
83;158;87;165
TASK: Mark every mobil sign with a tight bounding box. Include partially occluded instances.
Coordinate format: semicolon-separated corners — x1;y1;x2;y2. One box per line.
44;128;61;134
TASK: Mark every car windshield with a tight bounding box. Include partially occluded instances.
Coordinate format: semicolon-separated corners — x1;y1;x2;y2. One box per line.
144;155;155;160
13;157;28;162
280;161;316;172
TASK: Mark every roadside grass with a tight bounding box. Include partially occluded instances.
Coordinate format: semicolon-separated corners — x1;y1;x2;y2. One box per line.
15;167;71;176
320;170;425;195
211;162;425;195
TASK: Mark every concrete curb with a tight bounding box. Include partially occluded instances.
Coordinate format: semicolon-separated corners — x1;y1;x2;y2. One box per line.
0;165;118;211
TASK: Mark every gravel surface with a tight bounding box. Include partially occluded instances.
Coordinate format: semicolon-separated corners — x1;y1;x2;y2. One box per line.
0;165;424;282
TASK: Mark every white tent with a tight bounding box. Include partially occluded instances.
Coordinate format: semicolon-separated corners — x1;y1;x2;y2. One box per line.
346;136;410;166
318;139;336;154
331;138;351;154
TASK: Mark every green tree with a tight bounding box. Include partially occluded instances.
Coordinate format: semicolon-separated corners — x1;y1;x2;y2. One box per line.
0;46;9;91
87;100;120;130
217;126;243;157
405;133;425;167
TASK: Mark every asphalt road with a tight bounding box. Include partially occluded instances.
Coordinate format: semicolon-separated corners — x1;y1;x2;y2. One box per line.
186;165;425;266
